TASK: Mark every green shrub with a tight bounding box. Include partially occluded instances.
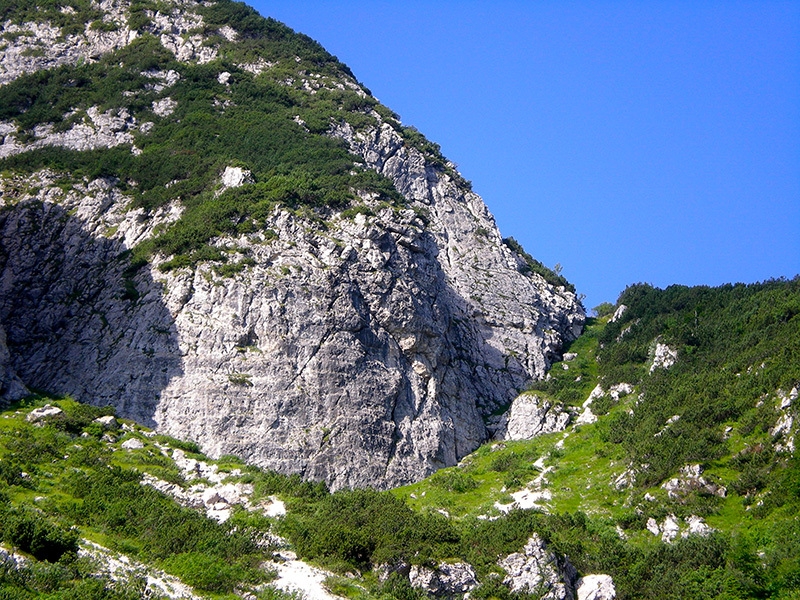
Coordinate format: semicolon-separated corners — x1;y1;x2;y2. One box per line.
429;469;479;493
161;552;245;593
281;489;458;570
3;508;78;563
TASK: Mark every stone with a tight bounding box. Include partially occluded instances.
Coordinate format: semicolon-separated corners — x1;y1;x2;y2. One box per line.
575;385;605;426
608;383;633;400
220;166;254;189
609;304;627;323
772;387;797;453
662;464;726;500
94;415;118;428
499;534;576;599
661;514;681;543
683;515;713;537
576;574;616;600
495;393;570;441
121;438;144;450
152;97;177;117
646;518;660;536
650;343;677;373
26;404;63;422
409;563;478;596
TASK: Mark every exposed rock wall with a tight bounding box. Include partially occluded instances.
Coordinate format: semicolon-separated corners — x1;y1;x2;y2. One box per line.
0;0;584;490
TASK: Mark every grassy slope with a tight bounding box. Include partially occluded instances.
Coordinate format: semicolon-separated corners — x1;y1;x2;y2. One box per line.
392;278;800;599
1;278;799;600
0;397;297;599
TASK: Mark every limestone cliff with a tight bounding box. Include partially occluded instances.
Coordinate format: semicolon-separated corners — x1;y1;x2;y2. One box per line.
0;0;584;489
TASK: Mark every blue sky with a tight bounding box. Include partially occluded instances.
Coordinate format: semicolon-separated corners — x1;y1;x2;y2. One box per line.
249;1;800;311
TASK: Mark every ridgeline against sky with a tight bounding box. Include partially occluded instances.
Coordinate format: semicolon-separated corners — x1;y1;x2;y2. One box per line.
255;1;800;310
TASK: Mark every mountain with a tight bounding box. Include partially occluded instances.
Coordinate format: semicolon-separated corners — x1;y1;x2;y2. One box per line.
0;0;584;490
0;278;797;599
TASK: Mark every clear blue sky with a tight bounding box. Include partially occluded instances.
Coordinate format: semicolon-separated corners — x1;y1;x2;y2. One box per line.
248;0;800;311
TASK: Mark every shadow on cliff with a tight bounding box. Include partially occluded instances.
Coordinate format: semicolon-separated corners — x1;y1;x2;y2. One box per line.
0;199;182;426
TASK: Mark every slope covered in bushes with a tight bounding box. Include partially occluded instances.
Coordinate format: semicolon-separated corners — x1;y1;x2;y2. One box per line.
3;273;799;600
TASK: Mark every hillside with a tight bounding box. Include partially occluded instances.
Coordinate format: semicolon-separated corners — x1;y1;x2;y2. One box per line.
1;1;798;598
1;278;798;599
0;0;583;490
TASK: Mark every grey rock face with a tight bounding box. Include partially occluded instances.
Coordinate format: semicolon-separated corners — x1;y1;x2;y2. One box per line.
493;393;570;441
0;179;183;426
499;534;576;600
0;322;28;403
0;0;584;490
409;563;478;596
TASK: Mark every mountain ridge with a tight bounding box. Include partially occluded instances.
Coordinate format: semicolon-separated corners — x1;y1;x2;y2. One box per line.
0;0;584;490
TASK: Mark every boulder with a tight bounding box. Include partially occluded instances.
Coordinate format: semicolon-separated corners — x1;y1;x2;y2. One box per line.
409;562;478;596
26;404;63;422
576;574;616;600
499;534;576;599
121;437;144;450
495;394;570;441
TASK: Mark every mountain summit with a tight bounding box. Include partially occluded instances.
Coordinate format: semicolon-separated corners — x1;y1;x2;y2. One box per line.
0;0;583;489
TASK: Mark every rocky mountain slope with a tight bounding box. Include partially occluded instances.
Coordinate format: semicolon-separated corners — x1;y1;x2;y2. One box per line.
0;0;583;490
1;279;797;599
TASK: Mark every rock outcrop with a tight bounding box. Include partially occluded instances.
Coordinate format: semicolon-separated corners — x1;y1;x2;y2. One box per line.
0;0;584;490
576;574;616;600
492;393;570;441
409;563;479;596
499;534;577;599
0;323;28;403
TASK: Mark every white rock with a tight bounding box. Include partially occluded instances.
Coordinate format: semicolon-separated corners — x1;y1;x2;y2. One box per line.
409;563;478;595
609;383;633;400
152;97;177;117
220;166;253;189
662;464;726;499
683;515;713;537
497;393;570;441
262;495;287;518
26;404;63;422
499;534;574;599
650;343;678;373
577;574;616;600
610;304;627;322
646;518;660;536
661;514;681;543
94;415;117;427
121;438;144;450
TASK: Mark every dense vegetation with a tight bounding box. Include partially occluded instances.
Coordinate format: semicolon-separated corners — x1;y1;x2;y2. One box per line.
0;399;278;598
395;278;800;599
597;278;800;487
